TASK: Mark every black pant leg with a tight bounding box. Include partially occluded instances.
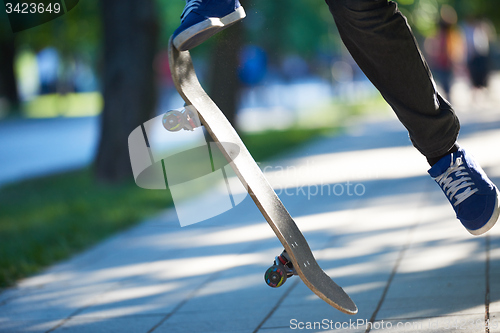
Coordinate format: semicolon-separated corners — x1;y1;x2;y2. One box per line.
325;0;459;158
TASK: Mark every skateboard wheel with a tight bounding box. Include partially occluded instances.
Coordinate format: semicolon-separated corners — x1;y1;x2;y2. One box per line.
265;265;287;288
162;110;183;132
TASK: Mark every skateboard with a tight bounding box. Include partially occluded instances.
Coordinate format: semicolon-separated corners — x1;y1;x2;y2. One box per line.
167;37;358;315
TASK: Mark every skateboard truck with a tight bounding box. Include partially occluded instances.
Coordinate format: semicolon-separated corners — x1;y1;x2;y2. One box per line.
264;250;297;288
162;104;201;132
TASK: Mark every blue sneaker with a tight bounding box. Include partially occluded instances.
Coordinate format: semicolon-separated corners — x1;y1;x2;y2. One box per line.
428;147;500;235
172;0;246;51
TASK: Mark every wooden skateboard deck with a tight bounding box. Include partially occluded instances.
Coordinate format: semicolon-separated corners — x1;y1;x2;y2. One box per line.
168;38;357;315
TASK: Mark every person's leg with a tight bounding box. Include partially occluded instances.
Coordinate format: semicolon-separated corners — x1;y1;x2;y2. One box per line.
325;0;458;160
325;0;499;235
172;0;245;51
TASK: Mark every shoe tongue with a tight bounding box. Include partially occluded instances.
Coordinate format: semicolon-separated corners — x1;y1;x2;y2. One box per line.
428;153;453;178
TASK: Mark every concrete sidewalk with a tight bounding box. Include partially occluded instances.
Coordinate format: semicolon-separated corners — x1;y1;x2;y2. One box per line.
1;108;500;333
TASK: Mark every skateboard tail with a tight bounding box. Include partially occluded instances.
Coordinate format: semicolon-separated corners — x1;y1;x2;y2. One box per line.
168;37;357;315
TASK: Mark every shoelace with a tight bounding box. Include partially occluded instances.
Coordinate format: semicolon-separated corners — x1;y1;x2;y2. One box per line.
434;156;479;206
180;0;202;22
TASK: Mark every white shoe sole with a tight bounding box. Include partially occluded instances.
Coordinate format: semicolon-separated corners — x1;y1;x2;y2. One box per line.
173;6;246;51
468;188;500;236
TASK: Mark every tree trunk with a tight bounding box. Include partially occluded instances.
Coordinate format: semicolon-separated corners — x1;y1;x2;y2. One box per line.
208;21;243;130
95;0;159;183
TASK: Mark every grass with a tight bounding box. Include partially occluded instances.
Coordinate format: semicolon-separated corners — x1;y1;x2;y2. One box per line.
0;169;171;288
0;127;332;289
241;127;334;162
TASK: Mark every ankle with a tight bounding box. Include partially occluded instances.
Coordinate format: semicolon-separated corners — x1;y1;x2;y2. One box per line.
426;143;459;166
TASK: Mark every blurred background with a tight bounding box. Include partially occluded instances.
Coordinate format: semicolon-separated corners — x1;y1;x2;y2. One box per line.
1;0;500;288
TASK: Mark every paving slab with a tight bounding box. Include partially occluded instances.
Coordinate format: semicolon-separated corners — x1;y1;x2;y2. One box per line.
0;318;63;333
373;315;487;333
51;316;165;333
490;313;500;333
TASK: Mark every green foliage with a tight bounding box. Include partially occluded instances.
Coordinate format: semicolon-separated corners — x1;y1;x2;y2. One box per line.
7;0;500;66
241;127;334;162
398;0;500;37
14;0;100;55
157;0;185;46
243;0;337;61
8;0;500;85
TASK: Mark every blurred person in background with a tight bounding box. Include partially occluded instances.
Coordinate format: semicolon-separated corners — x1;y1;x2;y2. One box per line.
36;47;59;95
425;5;465;101
171;1;499;238
463;15;496;102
